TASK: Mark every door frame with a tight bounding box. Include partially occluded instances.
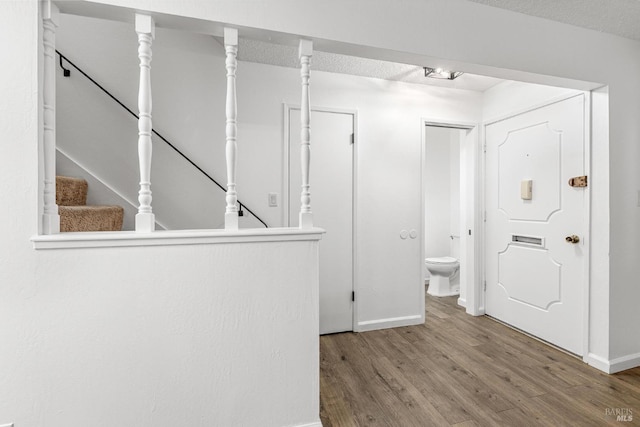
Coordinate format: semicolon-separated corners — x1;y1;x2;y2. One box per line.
283;103;359;331
421;118;484;316
482;91;591;358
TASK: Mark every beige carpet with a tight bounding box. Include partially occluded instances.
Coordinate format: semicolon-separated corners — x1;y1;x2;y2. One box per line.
56;175;87;206
56;176;124;232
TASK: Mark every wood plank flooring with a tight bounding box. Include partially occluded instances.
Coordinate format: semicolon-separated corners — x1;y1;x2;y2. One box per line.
320;291;640;426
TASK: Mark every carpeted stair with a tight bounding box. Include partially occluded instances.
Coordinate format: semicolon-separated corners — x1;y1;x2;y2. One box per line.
56;176;124;232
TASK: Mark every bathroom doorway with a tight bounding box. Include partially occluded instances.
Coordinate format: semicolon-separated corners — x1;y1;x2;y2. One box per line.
421;120;482;315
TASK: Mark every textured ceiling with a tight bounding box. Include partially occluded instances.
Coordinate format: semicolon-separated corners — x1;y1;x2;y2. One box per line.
233;38;504;92
466;0;640;40
228;0;640;91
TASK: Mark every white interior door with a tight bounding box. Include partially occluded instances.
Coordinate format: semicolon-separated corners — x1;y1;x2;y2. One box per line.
485;95;587;355
289;108;354;335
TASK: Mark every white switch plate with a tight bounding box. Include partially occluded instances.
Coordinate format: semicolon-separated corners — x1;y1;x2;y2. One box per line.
268;192;278;207
0;423;14;427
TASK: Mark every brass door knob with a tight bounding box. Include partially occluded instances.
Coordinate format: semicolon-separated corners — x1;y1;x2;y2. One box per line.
565;235;580;244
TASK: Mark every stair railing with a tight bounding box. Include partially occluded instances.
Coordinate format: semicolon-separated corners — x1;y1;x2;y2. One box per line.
55;49;268;229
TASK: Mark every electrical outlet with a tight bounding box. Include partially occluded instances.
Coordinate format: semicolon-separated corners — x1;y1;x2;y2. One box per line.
268;192;278;207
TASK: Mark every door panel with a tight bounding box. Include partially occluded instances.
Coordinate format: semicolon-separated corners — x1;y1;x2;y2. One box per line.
289;109;354;334
485;95;586;355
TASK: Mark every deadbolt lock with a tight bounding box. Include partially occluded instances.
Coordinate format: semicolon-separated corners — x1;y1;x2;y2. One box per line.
565;235;580;244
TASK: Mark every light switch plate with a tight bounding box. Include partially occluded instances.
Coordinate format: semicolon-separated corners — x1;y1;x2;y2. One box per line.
268;192;278;207
0;423;15;427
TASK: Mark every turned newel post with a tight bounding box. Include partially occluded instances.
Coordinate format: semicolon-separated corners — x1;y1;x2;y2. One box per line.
224;27;239;230
42;0;60;234
299;39;313;229
135;14;155;232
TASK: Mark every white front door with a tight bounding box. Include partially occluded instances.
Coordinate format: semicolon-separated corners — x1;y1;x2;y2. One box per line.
288;108;354;335
485;94;587;355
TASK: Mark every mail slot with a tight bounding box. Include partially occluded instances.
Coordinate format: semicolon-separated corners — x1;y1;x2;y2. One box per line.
511;234;544;246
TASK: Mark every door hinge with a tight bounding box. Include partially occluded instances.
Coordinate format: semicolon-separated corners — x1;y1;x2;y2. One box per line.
350;133;355;145
483;142;487;153
483;211;487;222
483;281;487;291
351;291;355;302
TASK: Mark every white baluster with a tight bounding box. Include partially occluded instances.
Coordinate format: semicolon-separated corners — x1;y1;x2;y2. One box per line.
42;1;60;234
135;14;155;232
224;27;239;230
299;39;313;229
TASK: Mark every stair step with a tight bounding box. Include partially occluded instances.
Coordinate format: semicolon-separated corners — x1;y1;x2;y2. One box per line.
59;205;124;232
56;176;88;206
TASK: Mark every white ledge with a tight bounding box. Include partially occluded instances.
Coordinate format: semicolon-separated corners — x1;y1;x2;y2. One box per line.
31;227;324;250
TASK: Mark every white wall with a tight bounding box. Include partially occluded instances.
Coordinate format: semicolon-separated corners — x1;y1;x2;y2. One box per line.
424;126;461;269
450;131;461;260
424;127;454;261
55;13;484;331
3;235;322;427
458;126;479;311
589;86;611;364
482;81;582;121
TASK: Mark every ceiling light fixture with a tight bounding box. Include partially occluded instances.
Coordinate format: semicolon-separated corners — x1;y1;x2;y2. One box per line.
423;67;464;80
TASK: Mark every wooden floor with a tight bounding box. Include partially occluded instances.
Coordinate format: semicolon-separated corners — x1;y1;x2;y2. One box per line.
320;291;640;426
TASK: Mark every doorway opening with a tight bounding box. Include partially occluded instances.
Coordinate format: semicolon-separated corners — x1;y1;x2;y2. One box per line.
422;121;482;318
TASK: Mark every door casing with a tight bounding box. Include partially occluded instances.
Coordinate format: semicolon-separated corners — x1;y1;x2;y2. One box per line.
421;118;483;317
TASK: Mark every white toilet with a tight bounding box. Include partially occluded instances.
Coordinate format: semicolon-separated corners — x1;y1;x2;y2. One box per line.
425;256;460;297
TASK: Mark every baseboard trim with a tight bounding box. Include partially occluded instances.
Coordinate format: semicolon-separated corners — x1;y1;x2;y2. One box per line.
609;352;640;373
586;352;640;374
356;314;423;332
586;353;611;373
457;297;466;308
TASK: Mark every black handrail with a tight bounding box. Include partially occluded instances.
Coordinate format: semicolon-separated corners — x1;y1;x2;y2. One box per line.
56;50;268;228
